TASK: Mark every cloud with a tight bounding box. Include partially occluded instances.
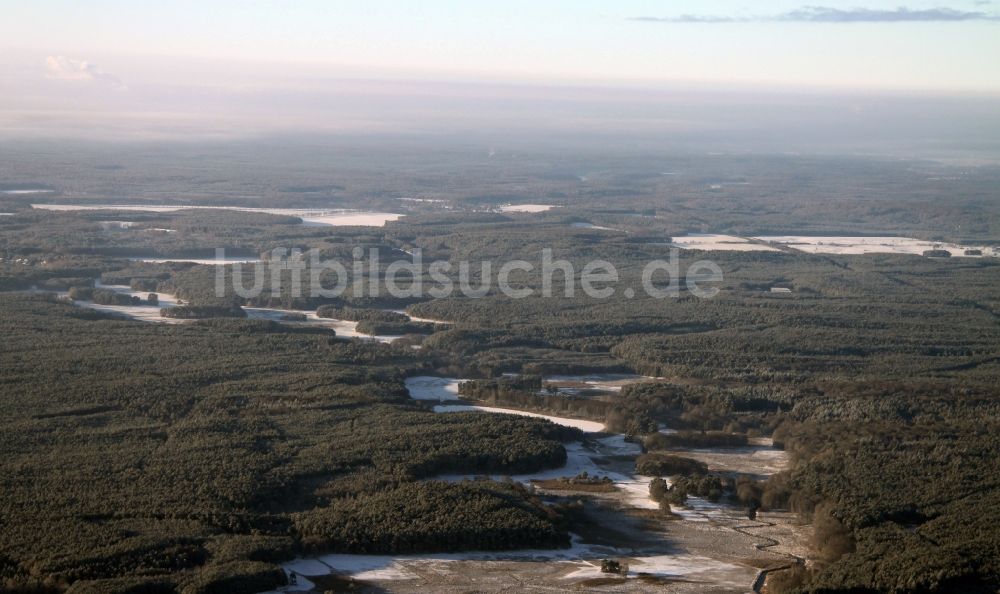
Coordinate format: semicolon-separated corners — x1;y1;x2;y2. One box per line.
630;5;1000;24
780;6;1000;22
45;56;126;89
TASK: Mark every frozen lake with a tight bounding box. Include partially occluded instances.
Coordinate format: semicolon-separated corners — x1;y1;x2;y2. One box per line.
670;234;780;252
497;204;557;213
31;204;403;227
128;256;261;265
670;233;994;257
754;235;995;257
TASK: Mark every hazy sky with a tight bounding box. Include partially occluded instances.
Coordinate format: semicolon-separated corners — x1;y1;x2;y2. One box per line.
3;0;999;90
1;1;999;152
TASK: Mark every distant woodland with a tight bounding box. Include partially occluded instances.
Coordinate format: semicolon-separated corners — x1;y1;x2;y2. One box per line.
1;147;999;593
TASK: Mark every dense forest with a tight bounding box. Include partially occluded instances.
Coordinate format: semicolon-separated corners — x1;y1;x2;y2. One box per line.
0;294;579;593
1;148;999;593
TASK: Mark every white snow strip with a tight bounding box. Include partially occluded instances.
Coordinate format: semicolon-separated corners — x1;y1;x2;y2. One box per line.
65;279;402;342
389;309;453;325
31;204;403;227
570;222;618;231
670;234;780;252
754;235;994;257
498;204;557;213
433;404;606;433
128;257;260;265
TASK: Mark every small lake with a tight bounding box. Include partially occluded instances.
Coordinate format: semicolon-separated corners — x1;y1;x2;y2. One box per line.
32;204;403;227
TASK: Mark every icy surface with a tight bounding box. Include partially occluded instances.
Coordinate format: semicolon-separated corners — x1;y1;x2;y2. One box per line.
670;234;780;252
497;204;556;213
31;204;402;227
754;235;994;257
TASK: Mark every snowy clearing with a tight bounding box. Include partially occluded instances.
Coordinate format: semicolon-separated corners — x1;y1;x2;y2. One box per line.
433;404;606;433
497;204;557;213
31;204;403;227
670;234;780;252
128;257;261;265
570;222;618;231
754;235;994;257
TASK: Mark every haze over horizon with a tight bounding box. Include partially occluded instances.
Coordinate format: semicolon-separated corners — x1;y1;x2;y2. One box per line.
2;0;999;157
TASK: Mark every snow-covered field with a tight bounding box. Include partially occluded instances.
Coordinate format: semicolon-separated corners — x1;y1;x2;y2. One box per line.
433;404;606;433
404;376;463;401
31;204;403;227
407;377;654;507
668;232;994;257
570;222;618;231
754;235;994;257
242;308;404;343
542;373;655;395
65;279;403;342
497;204;557;213
260;376;800;593
265;536;749;593
98;220;136;229
2;189;53;195
663;437;789;479
66;282;185;324
670;234;780;252
398;197;446;204
389;310;452;325
297;211;402;226
404;376;608;431
129;257;261;265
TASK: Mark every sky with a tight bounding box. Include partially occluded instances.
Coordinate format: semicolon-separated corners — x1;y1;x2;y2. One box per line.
1;0;999;148
3;0;999;90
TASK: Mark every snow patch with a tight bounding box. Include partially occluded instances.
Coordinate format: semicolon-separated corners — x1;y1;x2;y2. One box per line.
498;204;557;213
754;235;994;257
31;204;403;227
671;234;779;252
